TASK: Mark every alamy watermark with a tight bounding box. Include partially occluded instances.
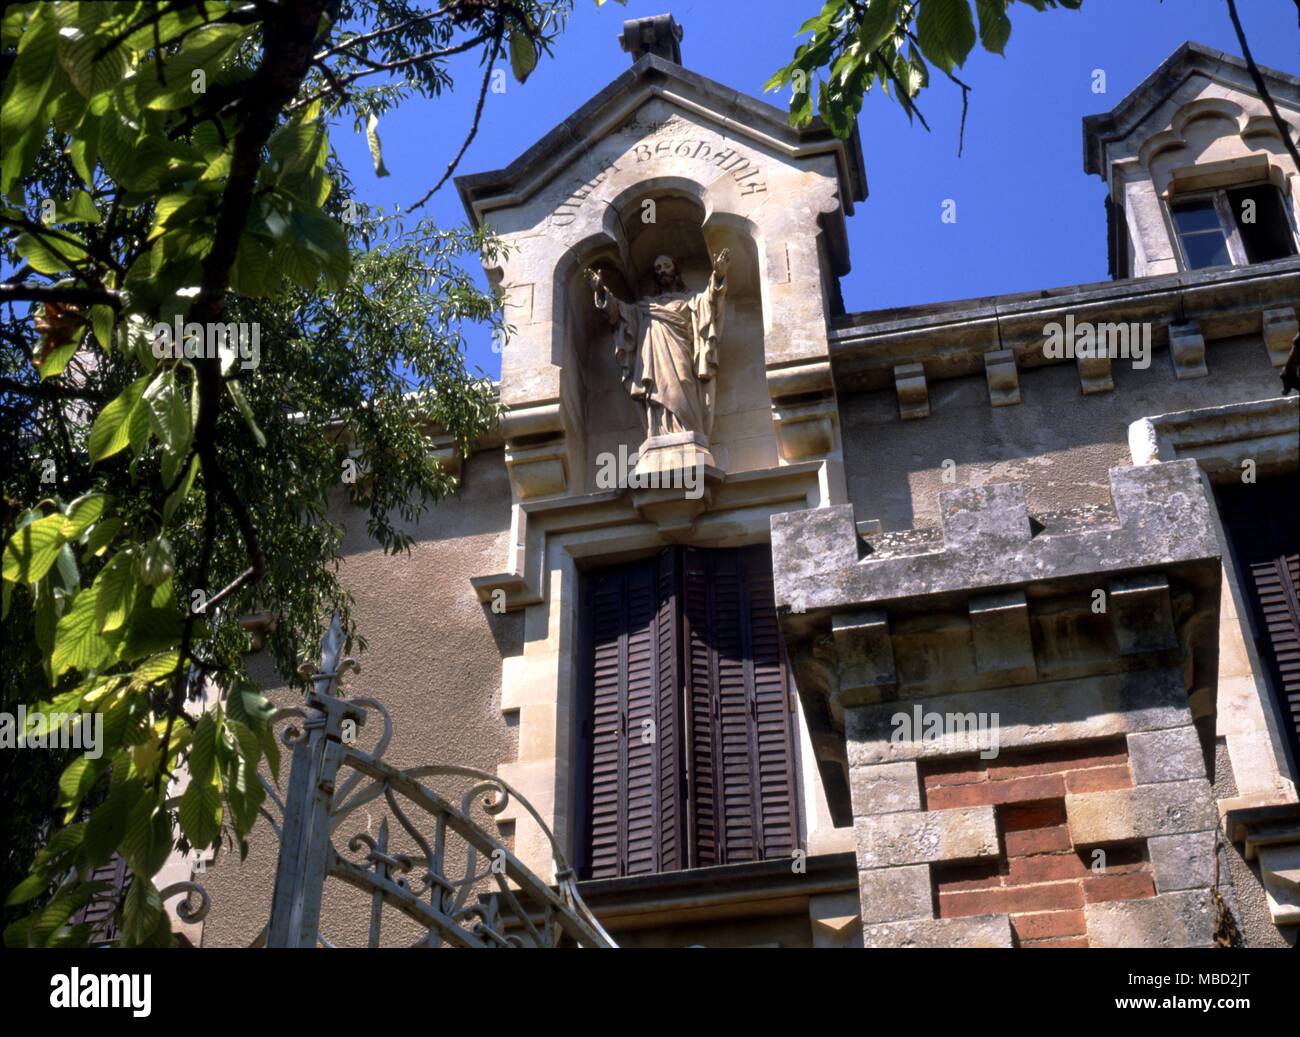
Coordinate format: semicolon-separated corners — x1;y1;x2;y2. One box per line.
1043;313;1151;370
891;704;1001;760
152;316;261;370
0;705;102;760
594;444;704;499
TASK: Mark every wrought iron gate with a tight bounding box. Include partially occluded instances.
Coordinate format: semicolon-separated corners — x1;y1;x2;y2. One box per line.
254;617;614;948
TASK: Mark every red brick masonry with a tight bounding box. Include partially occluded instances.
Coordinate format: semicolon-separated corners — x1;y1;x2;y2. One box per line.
924;738;1154;948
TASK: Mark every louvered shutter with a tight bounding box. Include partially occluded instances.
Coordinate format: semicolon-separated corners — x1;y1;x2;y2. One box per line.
580;551;683;878
1217;476;1300;778
683;546;800;867
72;854;130;945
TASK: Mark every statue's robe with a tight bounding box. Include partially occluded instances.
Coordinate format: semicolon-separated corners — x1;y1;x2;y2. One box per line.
595;273;726;437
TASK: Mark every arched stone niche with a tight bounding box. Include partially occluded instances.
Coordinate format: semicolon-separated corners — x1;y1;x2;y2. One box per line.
555;182;773;491
464;84;863;507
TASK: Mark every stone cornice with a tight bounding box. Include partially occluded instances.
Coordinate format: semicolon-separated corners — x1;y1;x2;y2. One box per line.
828;259;1300;396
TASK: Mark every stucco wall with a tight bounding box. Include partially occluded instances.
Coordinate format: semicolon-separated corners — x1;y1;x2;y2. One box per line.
199;448;521;947
839;330;1282;531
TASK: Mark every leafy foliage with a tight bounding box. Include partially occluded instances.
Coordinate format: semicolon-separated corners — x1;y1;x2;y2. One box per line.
766;0;1083;141
0;0;594;947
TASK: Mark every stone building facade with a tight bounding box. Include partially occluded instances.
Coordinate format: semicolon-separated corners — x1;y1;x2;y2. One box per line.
199;19;1299;948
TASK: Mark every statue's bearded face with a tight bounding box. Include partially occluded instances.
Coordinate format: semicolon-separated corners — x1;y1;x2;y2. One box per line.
652;255;677;289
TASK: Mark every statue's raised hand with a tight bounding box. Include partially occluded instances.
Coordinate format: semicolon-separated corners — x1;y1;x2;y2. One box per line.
712;248;731;277
584;267;605;292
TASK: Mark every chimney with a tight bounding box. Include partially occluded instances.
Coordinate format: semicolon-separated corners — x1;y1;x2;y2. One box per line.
618;14;683;65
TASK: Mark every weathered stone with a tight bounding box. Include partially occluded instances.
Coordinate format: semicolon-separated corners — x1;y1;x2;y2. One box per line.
1085;890;1215;948
939;482;1032;551
1066;779;1217;844
858;864;933;924
863;913;1014;948
850;761;921;815
1168;320;1208;380
855;806;999;869
983;348;1021;406
893;361;930;420
1128;726;1207;784
1108;573;1178;654
1148;831;1218;893
968;590;1036;680
833;610;897;703
845;669;1190;766
771;460;1220;616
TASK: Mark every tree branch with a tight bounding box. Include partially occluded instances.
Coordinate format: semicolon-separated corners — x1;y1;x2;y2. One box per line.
0;283;122;309
408;29;503;210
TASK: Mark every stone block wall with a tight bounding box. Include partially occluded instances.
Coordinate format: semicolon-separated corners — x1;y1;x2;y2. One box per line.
851;705;1219;947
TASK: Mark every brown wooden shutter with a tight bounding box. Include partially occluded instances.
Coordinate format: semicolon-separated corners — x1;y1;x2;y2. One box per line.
683;546;800;867
1217;476;1300;779
581;551;683;879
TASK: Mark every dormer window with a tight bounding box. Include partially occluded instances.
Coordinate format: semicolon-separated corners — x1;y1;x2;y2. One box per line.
1170;183;1298;271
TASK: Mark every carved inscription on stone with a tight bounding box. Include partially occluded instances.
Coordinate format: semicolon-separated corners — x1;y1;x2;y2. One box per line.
549;136;767;227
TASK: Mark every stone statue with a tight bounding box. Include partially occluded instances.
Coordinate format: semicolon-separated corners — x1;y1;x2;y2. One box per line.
584;248;730;439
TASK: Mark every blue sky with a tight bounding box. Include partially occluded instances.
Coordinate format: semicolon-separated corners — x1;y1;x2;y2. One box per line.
329;0;1300;380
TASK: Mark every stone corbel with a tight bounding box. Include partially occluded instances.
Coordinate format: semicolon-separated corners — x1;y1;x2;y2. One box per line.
771;397;837;460
1077;352;1114;395
426;432;462;479
766;358;839;461
831;609;897;706
1168;320;1208;380
1262;306;1298;369
968;590;1036;683
983;348;1021;406
1108;573;1179;655
893;362;930;420
500;400;576;500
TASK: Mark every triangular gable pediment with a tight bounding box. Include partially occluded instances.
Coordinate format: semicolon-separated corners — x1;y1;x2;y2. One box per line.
1083;41;1300;176
455;53;867;226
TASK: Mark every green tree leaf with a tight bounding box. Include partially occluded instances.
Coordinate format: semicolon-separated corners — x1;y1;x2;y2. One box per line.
3;513;66;584
88;376;150;463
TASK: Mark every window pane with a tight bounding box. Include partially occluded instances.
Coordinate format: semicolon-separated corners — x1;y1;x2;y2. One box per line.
1179;230;1230;270
1227;184;1298;263
1171;199;1223;234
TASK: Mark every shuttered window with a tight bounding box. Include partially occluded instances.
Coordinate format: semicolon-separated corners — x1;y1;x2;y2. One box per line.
1217;475;1300;781
577;546;800;879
